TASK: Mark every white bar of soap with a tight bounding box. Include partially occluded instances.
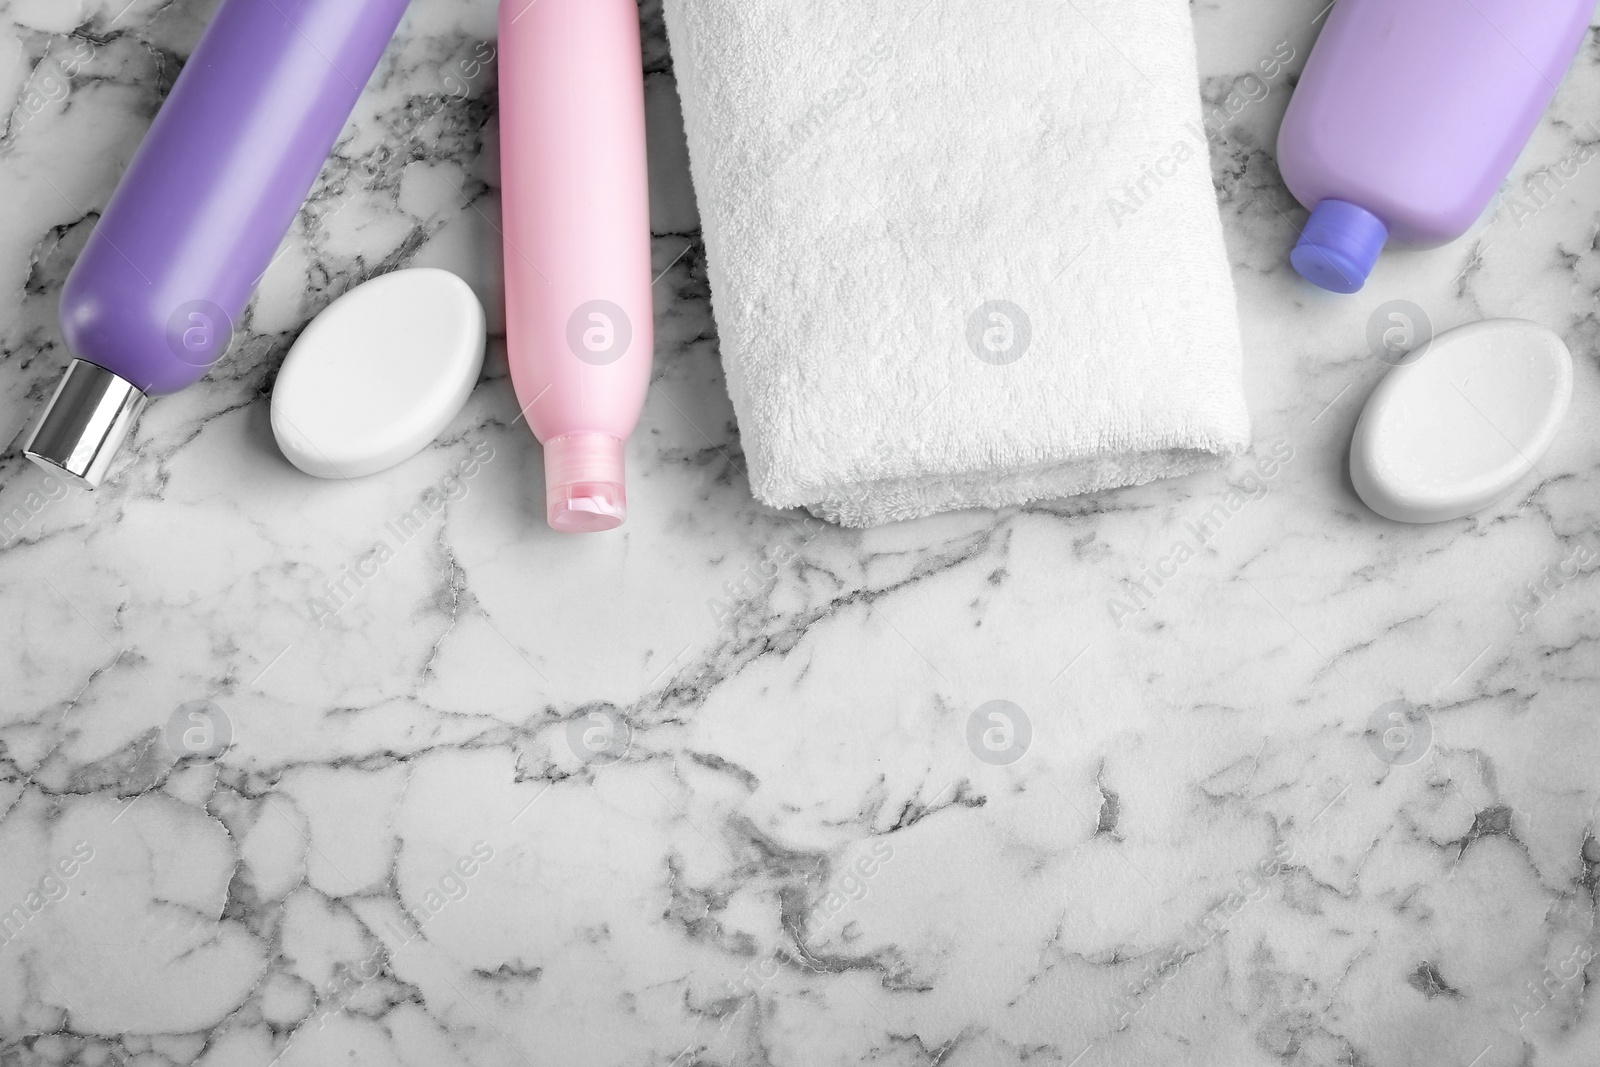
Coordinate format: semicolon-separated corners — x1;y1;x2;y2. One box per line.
1349;318;1571;523
271;268;486;479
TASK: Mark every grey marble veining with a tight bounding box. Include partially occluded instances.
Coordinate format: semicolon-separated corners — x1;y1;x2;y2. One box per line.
0;1;1598;1065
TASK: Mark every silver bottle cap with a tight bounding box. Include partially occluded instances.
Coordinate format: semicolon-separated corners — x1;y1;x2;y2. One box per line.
23;359;147;489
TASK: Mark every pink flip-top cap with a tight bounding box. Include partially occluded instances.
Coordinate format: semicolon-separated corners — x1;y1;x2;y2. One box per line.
544;432;626;533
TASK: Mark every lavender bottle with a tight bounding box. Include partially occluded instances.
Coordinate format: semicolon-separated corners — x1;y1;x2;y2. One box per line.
24;0;410;487
1278;0;1594;293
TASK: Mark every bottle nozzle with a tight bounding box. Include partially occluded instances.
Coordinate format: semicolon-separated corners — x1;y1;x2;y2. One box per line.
22;359;147;489
543;433;626;533
1292;199;1388;294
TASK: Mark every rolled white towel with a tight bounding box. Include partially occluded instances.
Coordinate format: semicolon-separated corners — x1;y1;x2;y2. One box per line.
662;0;1252;526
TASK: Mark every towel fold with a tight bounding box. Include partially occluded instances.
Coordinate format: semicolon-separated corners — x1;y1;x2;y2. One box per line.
662;0;1253;527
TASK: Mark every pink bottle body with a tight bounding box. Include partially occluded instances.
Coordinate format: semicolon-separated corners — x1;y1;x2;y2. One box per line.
498;0;652;532
1277;0;1594;292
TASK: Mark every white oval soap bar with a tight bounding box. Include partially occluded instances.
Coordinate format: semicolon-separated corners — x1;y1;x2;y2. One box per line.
272;268;485;479
1350;318;1571;523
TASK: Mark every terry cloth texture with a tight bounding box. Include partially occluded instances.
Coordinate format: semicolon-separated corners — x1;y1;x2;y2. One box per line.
661;0;1253;526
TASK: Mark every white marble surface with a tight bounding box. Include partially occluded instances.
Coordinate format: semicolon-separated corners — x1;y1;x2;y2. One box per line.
1;1;1599;1065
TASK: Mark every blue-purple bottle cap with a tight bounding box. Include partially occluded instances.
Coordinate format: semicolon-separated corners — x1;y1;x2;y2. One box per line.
1292;199;1388;294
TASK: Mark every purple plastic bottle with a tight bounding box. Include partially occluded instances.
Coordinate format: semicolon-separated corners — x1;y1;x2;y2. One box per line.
23;0;410;487
1278;0;1595;293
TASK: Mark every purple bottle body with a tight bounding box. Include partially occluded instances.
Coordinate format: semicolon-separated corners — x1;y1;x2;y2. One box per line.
60;0;410;396
1278;0;1594;292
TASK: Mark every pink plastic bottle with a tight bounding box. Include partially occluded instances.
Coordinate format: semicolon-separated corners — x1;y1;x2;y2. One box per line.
1278;0;1595;293
498;0;652;532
